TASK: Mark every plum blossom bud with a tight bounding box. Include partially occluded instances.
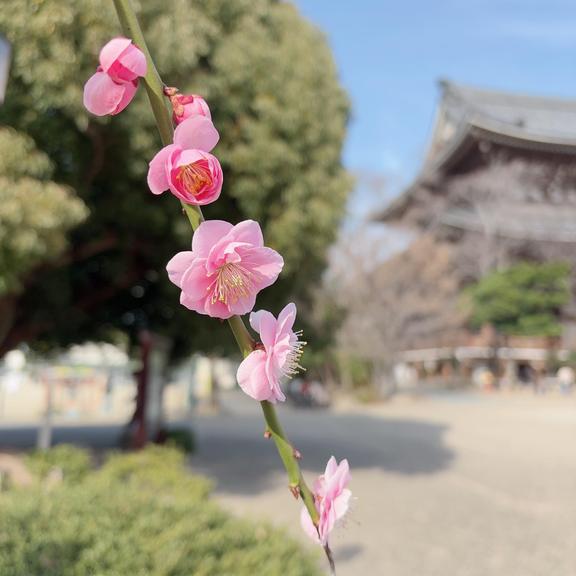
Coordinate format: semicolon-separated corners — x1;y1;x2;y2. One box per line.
83;37;147;116
171;93;212;125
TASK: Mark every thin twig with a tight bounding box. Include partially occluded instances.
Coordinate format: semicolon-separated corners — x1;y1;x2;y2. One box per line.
324;543;336;575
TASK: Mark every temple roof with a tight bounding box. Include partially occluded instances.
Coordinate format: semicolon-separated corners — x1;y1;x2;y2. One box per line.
440;80;576;146
427;80;576;172
377;81;576;225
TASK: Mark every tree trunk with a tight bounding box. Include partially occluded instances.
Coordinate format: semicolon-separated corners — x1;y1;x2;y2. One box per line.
0;295;17;356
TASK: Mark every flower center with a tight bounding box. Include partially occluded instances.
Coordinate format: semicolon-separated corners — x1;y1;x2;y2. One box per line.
175;160;211;195
211;263;255;305
281;330;306;378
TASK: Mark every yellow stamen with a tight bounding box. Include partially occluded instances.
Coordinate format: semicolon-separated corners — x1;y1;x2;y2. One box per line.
175;161;211;195
210;263;255;305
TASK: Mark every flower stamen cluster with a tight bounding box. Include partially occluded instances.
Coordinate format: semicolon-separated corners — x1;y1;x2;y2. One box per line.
212;262;257;305
174;161;212;197
281;330;307;378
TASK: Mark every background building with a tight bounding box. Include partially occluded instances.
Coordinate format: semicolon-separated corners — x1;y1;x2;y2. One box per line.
375;80;576;384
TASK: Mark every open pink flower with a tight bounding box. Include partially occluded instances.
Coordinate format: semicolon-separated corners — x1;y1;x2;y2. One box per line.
166;220;283;319
83;37;147;116
237;303;305;403
147;115;222;205
172;94;212;125
301;457;352;546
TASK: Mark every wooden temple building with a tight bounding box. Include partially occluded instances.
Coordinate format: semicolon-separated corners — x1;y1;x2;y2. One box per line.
376;80;576;384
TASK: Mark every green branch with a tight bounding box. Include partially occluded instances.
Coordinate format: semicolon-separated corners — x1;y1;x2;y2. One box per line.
111;0;320;529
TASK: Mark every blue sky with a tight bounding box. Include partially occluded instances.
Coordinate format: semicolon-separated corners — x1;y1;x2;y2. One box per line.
294;0;576;216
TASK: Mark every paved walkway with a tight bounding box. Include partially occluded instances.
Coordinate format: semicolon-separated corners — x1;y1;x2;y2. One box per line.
191;392;576;576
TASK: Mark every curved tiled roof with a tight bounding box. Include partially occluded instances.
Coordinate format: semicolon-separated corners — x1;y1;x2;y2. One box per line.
441;80;576;145
376;81;576;224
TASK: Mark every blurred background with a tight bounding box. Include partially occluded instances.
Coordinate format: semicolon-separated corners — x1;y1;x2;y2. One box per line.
0;1;575;575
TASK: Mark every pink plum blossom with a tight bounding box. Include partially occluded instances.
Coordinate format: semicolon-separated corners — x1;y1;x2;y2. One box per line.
236;303;305;403
171;93;212;125
301;456;352;546
166;220;284;319
83;37;147;116
147;115;223;205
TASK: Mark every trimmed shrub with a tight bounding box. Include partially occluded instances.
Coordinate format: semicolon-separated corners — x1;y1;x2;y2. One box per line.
25;444;92;485
0;446;320;576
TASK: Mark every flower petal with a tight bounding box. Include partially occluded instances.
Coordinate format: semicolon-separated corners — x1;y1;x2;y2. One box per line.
300;507;321;543
192;220;234;257
265;353;286;402
166;251;195;288
226;292;257;318
242;247;284;289
237;350;273;401
99;37;132;72
249;310;277;348
112;81;138;114
277;302;297;337
173;115;219;152
333;489;352;521
202;296;234;319
180;260;215;301
83;71;126;116
332;459;351;494
325;456;338;479
229;220;264;247
118;44;147;78
148;144;178;194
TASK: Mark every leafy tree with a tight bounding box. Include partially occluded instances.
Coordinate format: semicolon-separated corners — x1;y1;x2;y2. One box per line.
465;262;571;337
0;0;351;357
0;128;87;296
0;128;87;343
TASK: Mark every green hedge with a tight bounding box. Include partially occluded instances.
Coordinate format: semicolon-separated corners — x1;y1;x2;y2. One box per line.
0;446;320;576
25;444;92;485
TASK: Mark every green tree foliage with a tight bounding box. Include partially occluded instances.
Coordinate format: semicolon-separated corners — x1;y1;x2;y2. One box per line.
465;262;571;337
0;128;87;295
0;0;351;356
0;445;321;575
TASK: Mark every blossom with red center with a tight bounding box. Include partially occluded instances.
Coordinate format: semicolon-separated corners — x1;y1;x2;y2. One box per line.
171;93;211;125
166;220;284;319
236;303;305;403
300;456;352;546
83;37;147;116
147;115;223;205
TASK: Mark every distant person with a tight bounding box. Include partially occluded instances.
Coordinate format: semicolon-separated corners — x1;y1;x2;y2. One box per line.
557;365;575;395
474;366;495;392
518;363;535;387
